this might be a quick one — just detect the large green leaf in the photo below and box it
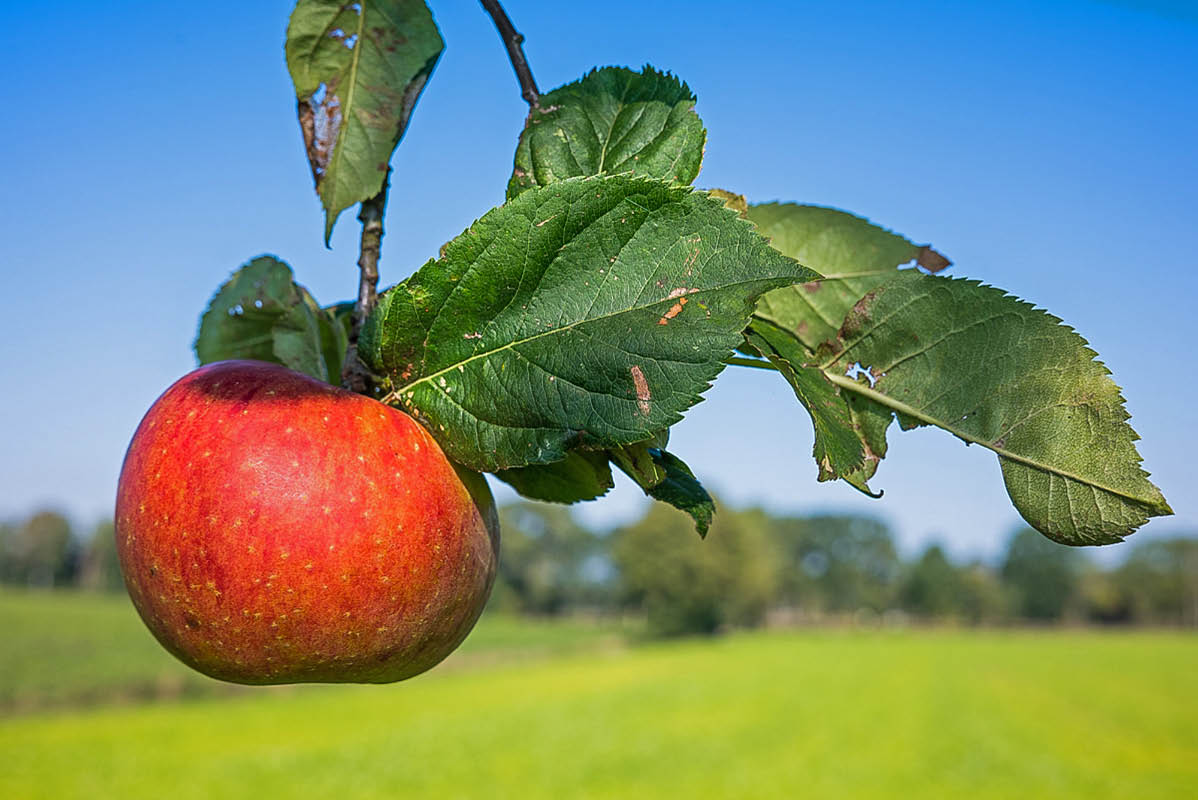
[360,175,815,472]
[286,0,443,243]
[758,272,1171,545]
[508,66,706,200]
[195,256,346,383]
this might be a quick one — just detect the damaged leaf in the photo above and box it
[195,256,347,383]
[359,175,814,472]
[743,324,883,496]
[286,0,443,243]
[508,66,706,199]
[746,202,946,493]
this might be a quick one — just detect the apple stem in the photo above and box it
[480,0,540,109]
[342,169,390,393]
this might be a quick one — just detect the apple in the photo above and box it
[114,359,499,684]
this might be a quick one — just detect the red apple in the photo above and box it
[114,360,499,684]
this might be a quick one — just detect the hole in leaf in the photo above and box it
[845,362,878,387]
[303,83,342,180]
[327,28,357,49]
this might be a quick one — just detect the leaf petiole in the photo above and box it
[726,356,780,371]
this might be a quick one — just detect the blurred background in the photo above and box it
[2,0,1196,797]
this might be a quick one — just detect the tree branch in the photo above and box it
[342,170,390,393]
[480,0,540,108]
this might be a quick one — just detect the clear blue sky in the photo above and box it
[2,0,1195,561]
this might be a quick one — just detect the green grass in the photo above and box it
[1,599,1194,799]
[0,589,625,711]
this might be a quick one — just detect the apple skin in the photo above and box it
[114,359,499,685]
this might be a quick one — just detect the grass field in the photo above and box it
[1,591,1195,799]
[0,589,625,712]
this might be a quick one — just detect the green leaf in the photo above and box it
[493,450,615,504]
[286,0,443,243]
[761,271,1171,545]
[743,327,874,489]
[360,175,815,472]
[608,432,670,488]
[610,439,714,536]
[508,66,706,200]
[195,256,342,383]
[494,429,712,535]
[641,450,714,537]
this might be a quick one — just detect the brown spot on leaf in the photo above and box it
[658,296,689,325]
[802,281,822,293]
[630,366,651,415]
[839,290,879,340]
[917,246,951,273]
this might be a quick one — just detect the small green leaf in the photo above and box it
[508,66,706,199]
[744,202,945,493]
[494,450,615,504]
[744,327,868,484]
[361,175,815,472]
[633,448,715,537]
[286,0,443,243]
[195,256,342,383]
[763,272,1171,545]
[608,432,671,489]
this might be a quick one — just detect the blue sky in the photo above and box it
[2,0,1195,561]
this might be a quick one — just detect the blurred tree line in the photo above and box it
[489,502,1198,636]
[3,505,1195,635]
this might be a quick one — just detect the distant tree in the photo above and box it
[900,545,1011,623]
[79,520,125,592]
[493,503,610,615]
[772,515,900,614]
[0,521,18,583]
[1114,537,1198,626]
[1001,527,1082,621]
[1078,566,1133,624]
[5,511,79,588]
[954,564,1012,624]
[613,503,777,636]
[900,544,964,619]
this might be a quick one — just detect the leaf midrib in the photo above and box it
[393,276,789,396]
[820,371,1158,508]
[323,1,368,200]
